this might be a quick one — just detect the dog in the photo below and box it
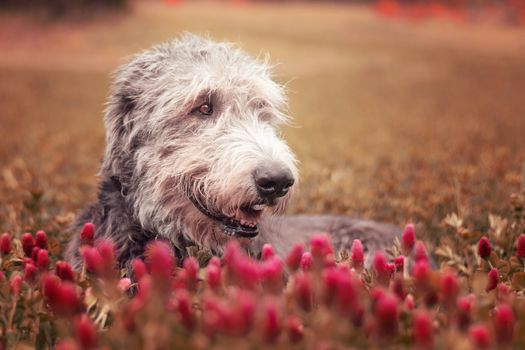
[65,34,400,271]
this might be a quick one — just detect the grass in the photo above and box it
[1,1,525,245]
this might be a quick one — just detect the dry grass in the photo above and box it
[1,1,525,248]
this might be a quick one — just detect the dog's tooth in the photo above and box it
[251,204,265,211]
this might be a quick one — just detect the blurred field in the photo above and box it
[1,1,525,246]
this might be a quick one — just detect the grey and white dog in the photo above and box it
[65,34,400,270]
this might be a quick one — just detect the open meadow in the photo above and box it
[1,1,525,348]
[1,2,525,242]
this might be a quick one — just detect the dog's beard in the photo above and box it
[186,190,269,238]
[179,176,290,240]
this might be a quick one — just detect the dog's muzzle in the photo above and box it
[187,193,260,238]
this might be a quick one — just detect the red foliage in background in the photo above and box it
[376,0,525,25]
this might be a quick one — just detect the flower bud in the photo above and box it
[285,243,303,271]
[42,275,84,317]
[335,268,357,313]
[42,274,59,301]
[224,241,260,289]
[74,315,98,349]
[516,234,525,259]
[97,240,116,273]
[35,230,48,249]
[493,304,515,345]
[486,268,499,292]
[413,241,429,263]
[260,256,284,292]
[351,239,364,269]
[322,267,340,306]
[36,249,49,269]
[22,257,33,268]
[80,223,95,247]
[80,247,104,275]
[402,223,416,254]
[440,269,459,308]
[478,236,491,260]
[286,315,303,343]
[122,298,141,333]
[0,233,12,255]
[457,294,475,331]
[300,252,312,271]
[412,260,430,289]
[21,232,34,257]
[136,275,152,304]
[373,251,391,285]
[206,263,221,291]
[374,293,398,338]
[31,246,40,263]
[310,234,333,261]
[412,310,433,348]
[375,293,398,338]
[10,273,22,297]
[262,301,281,344]
[183,256,199,292]
[391,275,406,300]
[144,241,175,282]
[24,262,36,281]
[208,256,221,268]
[175,289,195,331]
[371,287,386,305]
[469,324,491,350]
[261,244,275,261]
[56,261,75,282]
[202,292,245,337]
[132,258,148,281]
[293,273,313,311]
[236,290,256,336]
[393,256,404,273]
[404,294,415,310]
[201,294,224,336]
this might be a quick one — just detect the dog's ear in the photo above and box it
[101,60,147,179]
[114,86,137,120]
[105,48,169,140]
[105,66,143,137]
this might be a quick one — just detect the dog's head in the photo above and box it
[101,34,297,252]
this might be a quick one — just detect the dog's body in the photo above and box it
[65,35,400,270]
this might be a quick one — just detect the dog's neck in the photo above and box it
[105,175,200,263]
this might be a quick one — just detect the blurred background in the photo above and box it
[0,0,524,245]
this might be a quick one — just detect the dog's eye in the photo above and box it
[195,103,213,116]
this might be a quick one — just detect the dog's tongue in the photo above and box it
[220,218,259,238]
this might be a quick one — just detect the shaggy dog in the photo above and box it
[65,34,400,270]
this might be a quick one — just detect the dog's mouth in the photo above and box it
[188,194,267,238]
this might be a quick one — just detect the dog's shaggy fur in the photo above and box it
[65,34,400,270]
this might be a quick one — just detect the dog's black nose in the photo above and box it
[253,164,295,200]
